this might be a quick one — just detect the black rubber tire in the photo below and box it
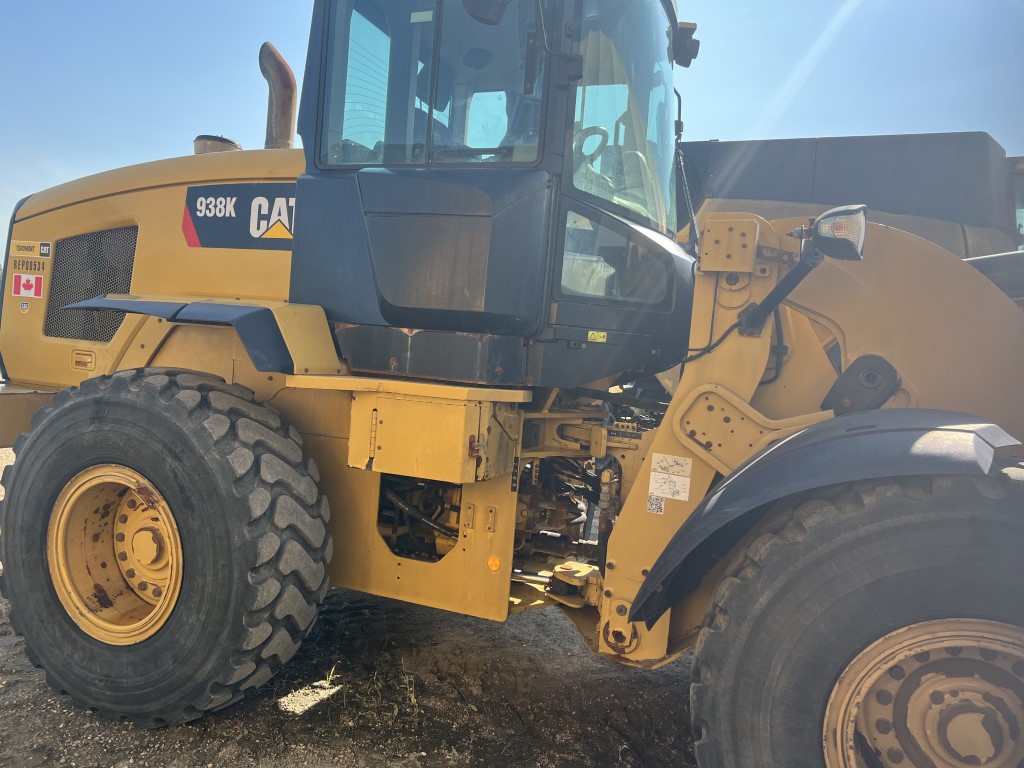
[690,470,1024,768]
[0,369,331,727]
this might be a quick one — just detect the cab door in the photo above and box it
[292,0,555,338]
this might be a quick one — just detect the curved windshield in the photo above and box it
[571,0,677,233]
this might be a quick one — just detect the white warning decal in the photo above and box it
[650,472,691,501]
[651,453,693,477]
[648,452,692,506]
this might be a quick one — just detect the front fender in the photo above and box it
[630,408,1020,627]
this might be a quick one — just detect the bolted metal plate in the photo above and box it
[699,218,759,273]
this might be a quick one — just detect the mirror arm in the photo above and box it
[739,241,823,335]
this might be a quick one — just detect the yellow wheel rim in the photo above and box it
[47,465,183,645]
[824,619,1024,767]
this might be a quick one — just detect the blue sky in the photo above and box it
[1,0,1021,230]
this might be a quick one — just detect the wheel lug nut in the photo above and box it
[886,747,905,764]
[138,581,149,591]
[115,533,125,542]
[119,514,129,524]
[127,499,137,510]
[126,569,136,579]
[152,587,162,598]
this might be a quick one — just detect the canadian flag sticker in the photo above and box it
[12,274,43,298]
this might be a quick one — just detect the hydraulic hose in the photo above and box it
[384,488,460,541]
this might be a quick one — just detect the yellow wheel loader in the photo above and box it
[2,1,1023,765]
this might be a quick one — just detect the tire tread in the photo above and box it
[690,471,1024,767]
[0,369,332,728]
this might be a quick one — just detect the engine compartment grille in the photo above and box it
[44,226,137,342]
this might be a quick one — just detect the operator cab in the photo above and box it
[293,0,697,387]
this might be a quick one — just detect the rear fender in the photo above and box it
[69,295,340,375]
[629,408,1021,626]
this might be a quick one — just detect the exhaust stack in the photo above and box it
[259,42,297,150]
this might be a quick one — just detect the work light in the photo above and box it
[812,204,867,261]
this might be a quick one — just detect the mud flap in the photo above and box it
[0,385,54,447]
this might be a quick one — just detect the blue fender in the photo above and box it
[629,408,1021,627]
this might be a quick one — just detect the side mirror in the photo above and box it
[811,204,867,261]
[673,23,700,68]
[463,0,509,25]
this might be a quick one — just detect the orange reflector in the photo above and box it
[487,555,501,572]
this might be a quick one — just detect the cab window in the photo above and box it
[560,210,670,305]
[322,1,437,165]
[321,0,546,166]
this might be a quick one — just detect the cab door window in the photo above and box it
[337,9,391,159]
[321,0,545,167]
[322,0,438,165]
[428,1,546,163]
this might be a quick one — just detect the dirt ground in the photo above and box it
[0,447,696,768]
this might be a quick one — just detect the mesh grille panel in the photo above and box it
[45,226,137,342]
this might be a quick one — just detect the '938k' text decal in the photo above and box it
[182,183,297,251]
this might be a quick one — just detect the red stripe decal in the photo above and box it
[181,206,201,248]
